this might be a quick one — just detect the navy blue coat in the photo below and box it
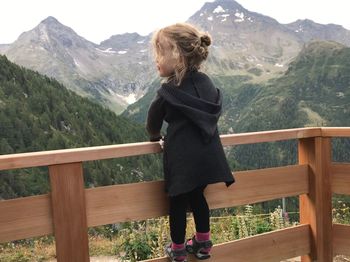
[146,70,234,196]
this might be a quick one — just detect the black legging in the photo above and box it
[169,186,209,244]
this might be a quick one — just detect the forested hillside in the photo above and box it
[224,41,350,169]
[0,55,161,199]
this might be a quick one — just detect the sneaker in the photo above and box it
[165,243,187,262]
[185,236,213,260]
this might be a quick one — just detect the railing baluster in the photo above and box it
[49,162,90,262]
[298,137,332,261]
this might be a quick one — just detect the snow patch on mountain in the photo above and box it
[74,58,80,67]
[117,93,136,104]
[96,47,116,54]
[213,5,225,13]
[234,12,245,22]
[109,89,137,104]
[295,26,304,33]
[220,14,230,22]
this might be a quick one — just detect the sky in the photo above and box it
[1,0,349,44]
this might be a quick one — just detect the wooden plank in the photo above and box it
[298,137,333,262]
[0,142,162,171]
[0,194,53,243]
[221,127,321,146]
[49,163,89,262]
[331,163,350,195]
[321,127,350,138]
[142,225,311,262]
[0,165,309,242]
[0,128,321,171]
[205,164,309,209]
[85,165,308,226]
[333,223,350,256]
[86,181,168,227]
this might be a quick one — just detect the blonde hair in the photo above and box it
[152,23,211,86]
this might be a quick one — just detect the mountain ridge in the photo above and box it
[2,16,155,113]
[2,0,350,114]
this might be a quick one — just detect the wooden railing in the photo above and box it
[0,127,350,262]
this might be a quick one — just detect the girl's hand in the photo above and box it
[159,138,164,150]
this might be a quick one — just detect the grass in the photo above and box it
[0,235,122,262]
[0,237,56,262]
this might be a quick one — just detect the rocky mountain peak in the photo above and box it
[189,0,281,34]
[40,16,60,25]
[206,0,245,10]
[192,0,248,22]
[290,19,346,32]
[100,32,148,50]
[23,16,97,50]
[285,19,350,46]
[36,16,75,37]
[14,16,74,46]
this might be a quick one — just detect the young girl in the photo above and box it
[146,23,235,262]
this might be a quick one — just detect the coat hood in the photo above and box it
[158,77,222,141]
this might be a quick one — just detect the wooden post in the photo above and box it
[298,137,332,261]
[49,162,90,262]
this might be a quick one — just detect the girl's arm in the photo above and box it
[146,94,166,141]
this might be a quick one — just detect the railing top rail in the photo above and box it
[322,127,350,137]
[0,127,349,171]
[221,127,321,146]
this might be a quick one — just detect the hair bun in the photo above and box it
[200,34,211,47]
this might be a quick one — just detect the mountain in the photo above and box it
[0,55,161,199]
[97,32,155,103]
[274,40,350,127]
[123,0,350,120]
[285,19,350,46]
[188,0,350,76]
[1,17,155,113]
[187,0,302,78]
[3,0,350,115]
[232,40,350,131]
[220,40,350,169]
